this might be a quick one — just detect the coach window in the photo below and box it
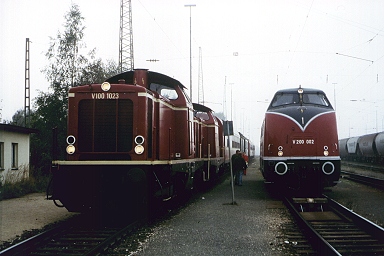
[12,143,18,169]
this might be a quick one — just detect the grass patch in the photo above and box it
[0,166,50,200]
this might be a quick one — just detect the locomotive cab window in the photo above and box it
[195,111,209,120]
[303,93,329,106]
[271,93,330,108]
[150,83,178,100]
[271,93,300,107]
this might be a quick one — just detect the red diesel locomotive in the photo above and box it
[50,69,253,214]
[260,87,340,192]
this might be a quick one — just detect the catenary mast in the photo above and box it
[119,0,134,72]
[25,38,31,127]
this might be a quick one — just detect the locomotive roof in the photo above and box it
[105,70,187,89]
[192,103,213,112]
[274,87,325,94]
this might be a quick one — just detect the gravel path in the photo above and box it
[120,162,293,255]
[0,193,76,244]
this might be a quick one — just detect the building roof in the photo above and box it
[0,123,38,134]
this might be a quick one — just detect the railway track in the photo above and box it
[284,196,384,255]
[342,161,384,172]
[0,215,140,256]
[341,170,384,190]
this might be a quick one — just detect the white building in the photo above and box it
[0,124,38,185]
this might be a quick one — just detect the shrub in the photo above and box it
[0,166,50,200]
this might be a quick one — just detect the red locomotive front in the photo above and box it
[260,87,340,192]
[51,69,196,213]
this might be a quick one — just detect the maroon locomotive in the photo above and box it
[260,87,340,192]
[50,69,252,214]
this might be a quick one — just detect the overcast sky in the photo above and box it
[1,0,384,144]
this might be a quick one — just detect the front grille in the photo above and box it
[78,99,133,153]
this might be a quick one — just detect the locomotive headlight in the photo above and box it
[134,145,145,154]
[66,145,76,154]
[101,82,111,91]
[278,146,283,156]
[323,145,329,156]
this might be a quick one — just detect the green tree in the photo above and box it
[11,109,25,126]
[31,3,119,176]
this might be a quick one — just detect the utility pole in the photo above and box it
[185,4,195,101]
[198,47,204,104]
[223,76,227,118]
[119,0,134,72]
[25,38,31,128]
[0,99,3,123]
[332,83,337,110]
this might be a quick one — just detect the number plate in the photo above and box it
[292,139,315,145]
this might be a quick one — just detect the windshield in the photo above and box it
[271,93,330,107]
[150,83,178,100]
[195,111,210,120]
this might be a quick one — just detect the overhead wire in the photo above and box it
[136,0,186,60]
[285,0,315,75]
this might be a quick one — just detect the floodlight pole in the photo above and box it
[333,83,337,110]
[185,4,196,101]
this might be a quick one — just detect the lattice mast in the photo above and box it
[24,38,31,127]
[198,47,204,105]
[119,0,134,72]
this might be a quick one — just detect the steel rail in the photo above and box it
[0,226,66,256]
[341,170,384,190]
[283,197,341,256]
[342,161,384,172]
[284,196,384,255]
[0,217,139,256]
[324,195,384,242]
[0,215,82,256]
[84,221,139,256]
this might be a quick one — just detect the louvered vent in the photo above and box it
[78,99,133,153]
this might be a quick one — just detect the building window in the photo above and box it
[0,142,4,170]
[12,143,18,169]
